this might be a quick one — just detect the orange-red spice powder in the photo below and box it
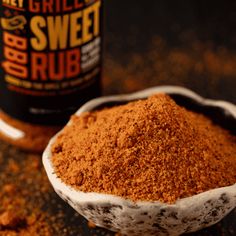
[51,94,236,203]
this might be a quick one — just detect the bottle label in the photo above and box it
[0,0,102,125]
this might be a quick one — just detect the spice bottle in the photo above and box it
[0,0,103,152]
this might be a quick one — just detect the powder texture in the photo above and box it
[0,145,80,236]
[51,94,236,203]
[0,153,53,236]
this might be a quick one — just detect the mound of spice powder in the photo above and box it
[51,94,236,203]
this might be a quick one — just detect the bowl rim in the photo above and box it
[42,85,236,207]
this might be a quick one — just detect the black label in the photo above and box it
[0,0,102,125]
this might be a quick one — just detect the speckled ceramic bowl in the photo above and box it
[43,86,236,236]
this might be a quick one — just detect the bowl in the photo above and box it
[43,86,236,236]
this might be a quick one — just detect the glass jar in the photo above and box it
[0,0,103,152]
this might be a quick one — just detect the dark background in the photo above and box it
[103,0,236,103]
[105,0,236,51]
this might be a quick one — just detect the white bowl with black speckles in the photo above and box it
[43,86,236,236]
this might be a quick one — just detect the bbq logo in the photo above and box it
[1,0,102,96]
[1,15,27,30]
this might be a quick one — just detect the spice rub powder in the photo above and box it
[51,94,236,203]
